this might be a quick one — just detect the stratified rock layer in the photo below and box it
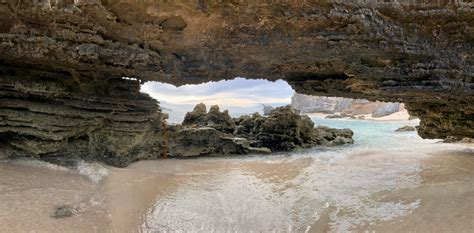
[0,0,473,164]
[0,65,167,167]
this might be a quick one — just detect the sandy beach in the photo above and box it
[306,109,416,123]
[1,118,472,232]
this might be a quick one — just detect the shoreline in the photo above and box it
[1,118,473,232]
[306,110,417,123]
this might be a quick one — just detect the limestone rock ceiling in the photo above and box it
[0,0,473,140]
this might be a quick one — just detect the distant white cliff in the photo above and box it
[290,94,404,118]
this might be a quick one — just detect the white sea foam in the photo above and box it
[11,158,69,171]
[140,118,452,232]
[461,147,474,153]
[76,161,109,183]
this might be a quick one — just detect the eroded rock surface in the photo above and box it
[0,66,168,167]
[179,104,354,157]
[183,104,236,134]
[0,0,472,164]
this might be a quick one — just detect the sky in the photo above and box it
[140,78,295,123]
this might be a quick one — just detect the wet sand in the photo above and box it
[1,132,473,232]
[138,144,473,232]
[103,159,236,232]
[357,150,474,233]
[0,160,111,233]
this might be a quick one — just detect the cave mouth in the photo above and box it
[140,77,414,124]
[140,77,295,123]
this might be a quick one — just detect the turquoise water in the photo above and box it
[141,118,459,232]
[3,117,470,232]
[311,117,425,150]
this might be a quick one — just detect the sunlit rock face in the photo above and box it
[0,0,472,164]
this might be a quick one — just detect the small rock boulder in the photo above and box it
[395,126,416,132]
[313,126,354,146]
[443,136,474,143]
[325,114,343,119]
[51,205,76,219]
[325,113,352,119]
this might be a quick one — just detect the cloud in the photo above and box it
[141,78,294,108]
[140,78,295,123]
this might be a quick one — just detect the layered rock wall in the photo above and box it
[0,65,166,166]
[0,0,472,163]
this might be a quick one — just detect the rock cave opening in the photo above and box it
[140,78,295,123]
[1,1,473,231]
[140,77,415,125]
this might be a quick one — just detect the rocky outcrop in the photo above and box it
[178,104,354,156]
[183,104,236,133]
[395,126,416,132]
[0,0,472,164]
[442,136,474,144]
[325,113,352,119]
[0,66,167,167]
[313,126,355,147]
[156,125,270,158]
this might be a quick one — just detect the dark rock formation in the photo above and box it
[150,104,354,159]
[395,126,417,132]
[183,104,236,133]
[443,136,474,144]
[51,205,76,219]
[0,1,472,164]
[157,125,270,158]
[180,104,354,156]
[313,126,354,147]
[325,113,353,119]
[0,66,167,167]
[255,106,320,151]
[182,103,208,127]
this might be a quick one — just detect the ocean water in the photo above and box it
[139,118,439,232]
[312,117,423,149]
[0,118,473,232]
